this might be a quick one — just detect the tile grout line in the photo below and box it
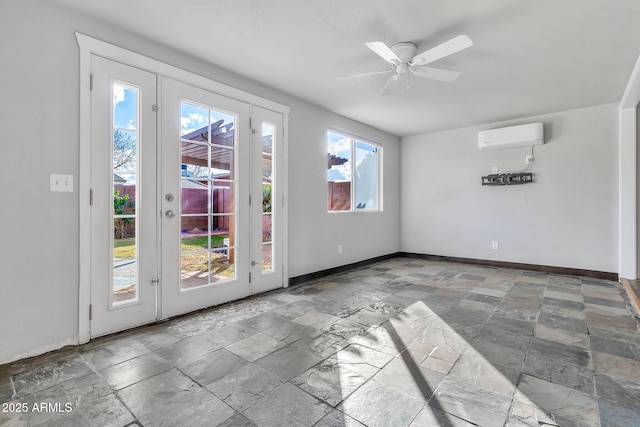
[4,258,638,426]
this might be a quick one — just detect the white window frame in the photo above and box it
[327,128,382,213]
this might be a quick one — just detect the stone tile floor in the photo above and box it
[1,257,640,426]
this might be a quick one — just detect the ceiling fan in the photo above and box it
[339,35,473,95]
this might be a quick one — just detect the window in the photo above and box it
[327,130,381,212]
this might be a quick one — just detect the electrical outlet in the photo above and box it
[338,245,343,255]
[492,166,498,174]
[492,241,499,250]
[525,155,533,165]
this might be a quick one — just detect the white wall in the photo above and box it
[289,111,401,276]
[637,106,640,277]
[0,0,400,364]
[401,104,619,273]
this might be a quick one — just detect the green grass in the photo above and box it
[180,235,227,251]
[114,237,135,258]
[113,235,228,259]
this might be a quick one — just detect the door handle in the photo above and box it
[165,210,176,219]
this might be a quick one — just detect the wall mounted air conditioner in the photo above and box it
[478,122,544,151]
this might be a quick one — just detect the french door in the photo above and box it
[89,58,284,337]
[160,78,252,318]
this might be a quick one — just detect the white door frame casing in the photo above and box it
[618,108,637,280]
[619,52,640,280]
[77,33,290,344]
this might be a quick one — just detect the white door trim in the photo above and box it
[77,33,289,344]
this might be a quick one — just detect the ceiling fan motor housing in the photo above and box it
[390,42,418,64]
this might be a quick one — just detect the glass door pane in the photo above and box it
[261,122,274,273]
[112,82,139,305]
[179,102,237,290]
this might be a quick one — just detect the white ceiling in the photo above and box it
[50,0,640,137]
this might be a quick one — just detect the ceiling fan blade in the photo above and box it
[365,42,401,65]
[381,73,400,96]
[410,67,461,82]
[336,68,394,80]
[411,35,473,66]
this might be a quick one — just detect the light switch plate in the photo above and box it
[50,174,73,192]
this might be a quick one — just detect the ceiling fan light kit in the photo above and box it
[342,35,473,95]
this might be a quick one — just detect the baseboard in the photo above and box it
[288,253,399,286]
[400,252,619,281]
[288,251,618,286]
